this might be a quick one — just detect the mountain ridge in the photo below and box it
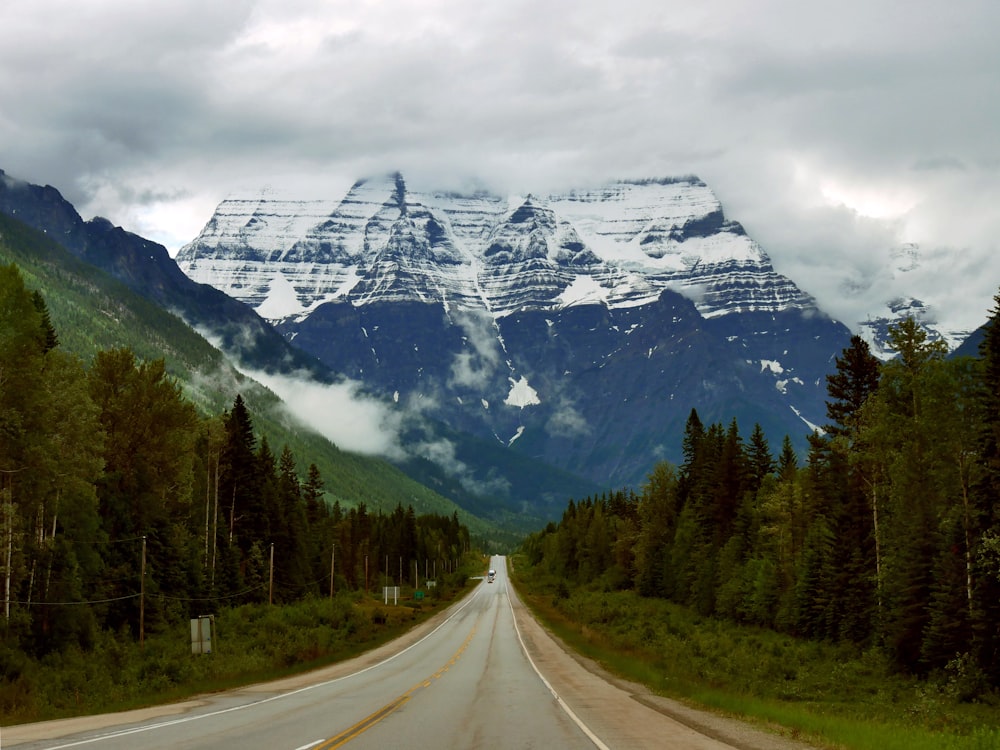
[0,168,602,529]
[177,173,816,323]
[177,173,853,486]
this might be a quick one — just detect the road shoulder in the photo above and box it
[505,581,820,750]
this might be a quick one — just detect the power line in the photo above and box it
[153,583,268,602]
[31,534,146,546]
[9,592,140,606]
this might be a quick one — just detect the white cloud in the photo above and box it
[546,400,590,438]
[448,309,503,390]
[1,0,998,333]
[248,369,407,459]
[409,436,512,498]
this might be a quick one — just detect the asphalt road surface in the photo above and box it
[3,557,816,749]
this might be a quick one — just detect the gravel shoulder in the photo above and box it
[506,582,823,750]
[4,579,824,749]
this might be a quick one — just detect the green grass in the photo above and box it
[1,570,478,725]
[511,561,1000,750]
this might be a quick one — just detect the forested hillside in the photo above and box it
[0,210,513,533]
[522,309,1000,686]
[0,261,478,663]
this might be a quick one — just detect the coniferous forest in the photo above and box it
[0,263,472,659]
[521,298,1000,689]
[6,246,1000,734]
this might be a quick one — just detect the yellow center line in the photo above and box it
[317,625,477,749]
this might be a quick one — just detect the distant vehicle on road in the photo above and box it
[488,569,496,583]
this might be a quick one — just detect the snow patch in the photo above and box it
[556,276,609,308]
[256,272,304,320]
[504,376,540,408]
[791,405,824,434]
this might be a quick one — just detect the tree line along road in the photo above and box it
[3,557,816,750]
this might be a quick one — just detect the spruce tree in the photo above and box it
[747,423,775,494]
[973,290,1000,682]
[220,394,258,556]
[825,334,880,439]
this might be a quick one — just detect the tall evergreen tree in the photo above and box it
[778,435,798,478]
[0,269,103,647]
[219,395,258,556]
[87,347,199,634]
[825,334,880,439]
[870,318,948,672]
[30,290,58,353]
[973,290,1000,681]
[747,423,774,494]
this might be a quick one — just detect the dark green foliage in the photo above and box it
[825,334,880,438]
[0,265,478,686]
[0,221,498,541]
[520,297,1000,692]
[973,291,1000,683]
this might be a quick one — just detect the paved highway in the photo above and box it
[4,557,813,749]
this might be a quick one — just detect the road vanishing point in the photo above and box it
[3,557,815,750]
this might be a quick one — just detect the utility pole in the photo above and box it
[140,536,146,649]
[330,544,337,599]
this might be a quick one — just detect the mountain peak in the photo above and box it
[177,173,816,324]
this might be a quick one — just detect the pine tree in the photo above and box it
[869,318,948,672]
[825,334,880,439]
[747,423,774,494]
[778,435,798,478]
[220,394,258,555]
[0,268,103,647]
[30,290,58,352]
[87,348,199,633]
[973,290,1000,682]
[823,334,883,642]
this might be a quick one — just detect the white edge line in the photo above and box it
[42,585,487,749]
[504,582,611,750]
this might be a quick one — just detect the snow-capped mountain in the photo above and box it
[178,174,852,488]
[847,243,962,360]
[178,175,816,322]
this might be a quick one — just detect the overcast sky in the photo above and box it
[2,0,998,336]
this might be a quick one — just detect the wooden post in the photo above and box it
[140,536,146,648]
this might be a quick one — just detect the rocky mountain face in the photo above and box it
[0,168,328,379]
[0,168,604,525]
[178,174,853,488]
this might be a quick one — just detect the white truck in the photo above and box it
[488,569,496,583]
